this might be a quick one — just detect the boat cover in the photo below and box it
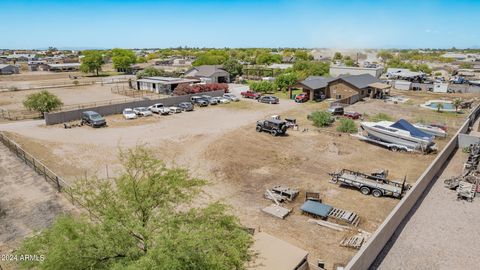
[391,119,433,139]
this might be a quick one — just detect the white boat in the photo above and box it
[361,119,436,152]
[413,123,447,138]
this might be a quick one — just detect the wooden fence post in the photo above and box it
[56,176,61,192]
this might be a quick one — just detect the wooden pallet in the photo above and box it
[328,207,360,227]
[340,234,366,249]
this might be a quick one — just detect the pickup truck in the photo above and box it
[148,103,171,115]
[240,90,262,99]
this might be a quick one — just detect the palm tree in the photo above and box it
[437,102,444,113]
[453,98,462,112]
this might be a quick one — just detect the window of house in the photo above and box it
[336,94,342,99]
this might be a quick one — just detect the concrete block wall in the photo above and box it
[44,90,225,125]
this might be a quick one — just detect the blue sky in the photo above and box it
[1,0,479,49]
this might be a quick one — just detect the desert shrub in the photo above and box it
[72,80,79,86]
[337,118,357,133]
[309,111,333,127]
[370,113,393,122]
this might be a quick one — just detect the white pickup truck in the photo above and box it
[148,103,171,115]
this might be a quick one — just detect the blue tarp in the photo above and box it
[300,200,333,218]
[391,119,433,139]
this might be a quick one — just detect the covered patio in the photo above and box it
[368,82,392,99]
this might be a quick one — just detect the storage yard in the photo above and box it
[1,83,476,267]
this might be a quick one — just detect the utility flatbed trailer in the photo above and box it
[351,134,413,152]
[329,169,411,199]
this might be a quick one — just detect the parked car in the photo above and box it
[327,106,344,115]
[178,102,194,111]
[169,106,182,113]
[258,96,279,104]
[241,90,262,99]
[191,96,209,107]
[201,95,218,105]
[343,111,362,120]
[294,93,309,103]
[213,96,230,104]
[223,93,240,102]
[256,119,287,136]
[148,103,171,115]
[122,108,137,120]
[81,111,107,128]
[133,107,153,117]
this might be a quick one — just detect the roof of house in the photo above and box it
[137,76,200,85]
[185,65,229,77]
[247,232,308,270]
[339,73,380,89]
[0,64,15,69]
[298,76,335,90]
[298,73,379,90]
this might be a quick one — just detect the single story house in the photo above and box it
[247,232,309,270]
[330,65,384,78]
[293,73,390,104]
[47,63,81,72]
[136,76,200,94]
[0,64,20,75]
[184,65,230,83]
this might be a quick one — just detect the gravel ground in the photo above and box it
[373,148,480,270]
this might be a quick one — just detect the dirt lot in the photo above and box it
[0,85,475,268]
[0,143,74,257]
[0,83,147,112]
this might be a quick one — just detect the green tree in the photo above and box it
[336,118,357,133]
[436,102,444,112]
[136,67,164,79]
[453,98,462,112]
[80,50,104,76]
[293,61,329,79]
[344,58,355,67]
[23,90,63,115]
[193,50,229,66]
[17,147,252,270]
[111,48,137,71]
[274,73,298,92]
[222,58,243,79]
[377,50,394,63]
[333,52,343,61]
[255,52,282,65]
[294,50,311,61]
[250,80,275,93]
[136,56,147,63]
[309,111,333,127]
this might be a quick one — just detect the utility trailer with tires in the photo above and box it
[351,134,412,152]
[329,169,411,199]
